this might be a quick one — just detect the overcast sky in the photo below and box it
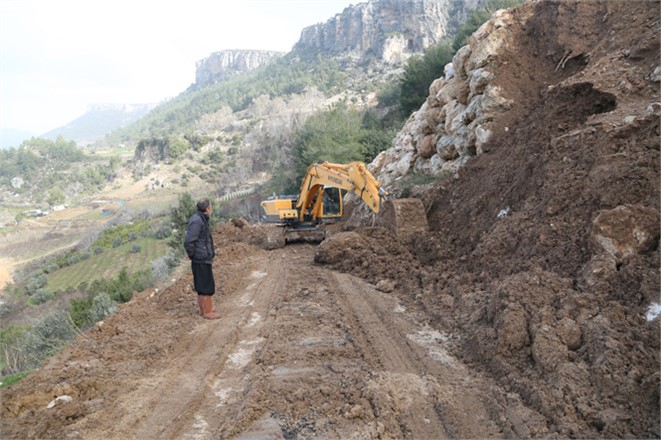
[0,0,356,135]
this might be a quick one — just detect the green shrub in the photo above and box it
[26,273,48,295]
[29,289,54,305]
[43,262,59,274]
[1,311,78,374]
[0,326,30,375]
[69,295,94,329]
[1,370,31,388]
[168,138,190,159]
[89,293,118,323]
[400,41,454,115]
[32,311,77,347]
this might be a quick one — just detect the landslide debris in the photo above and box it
[320,1,660,438]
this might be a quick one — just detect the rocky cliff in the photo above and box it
[372,6,519,186]
[372,0,660,189]
[195,50,284,87]
[294,0,475,63]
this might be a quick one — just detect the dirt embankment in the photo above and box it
[323,1,660,437]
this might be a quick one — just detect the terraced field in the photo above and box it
[47,238,168,291]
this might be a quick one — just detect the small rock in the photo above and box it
[646,102,661,116]
[375,279,396,293]
[47,395,73,409]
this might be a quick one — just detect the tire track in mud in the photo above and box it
[331,271,503,439]
[68,244,504,439]
[71,250,286,440]
[207,245,504,439]
[190,253,288,440]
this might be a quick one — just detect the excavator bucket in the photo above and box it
[380,198,429,239]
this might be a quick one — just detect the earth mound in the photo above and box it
[317,1,660,437]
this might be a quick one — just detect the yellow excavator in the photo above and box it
[261,161,427,242]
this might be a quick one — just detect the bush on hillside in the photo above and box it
[25,274,48,296]
[29,289,54,305]
[399,41,454,115]
[1,311,79,374]
[168,192,197,258]
[288,105,397,190]
[89,293,118,323]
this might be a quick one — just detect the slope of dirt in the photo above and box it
[324,1,660,438]
[1,2,659,439]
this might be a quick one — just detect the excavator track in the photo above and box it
[284,223,327,244]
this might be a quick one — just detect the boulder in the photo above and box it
[418,134,437,159]
[469,68,495,96]
[436,135,459,161]
[589,205,660,262]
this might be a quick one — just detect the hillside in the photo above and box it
[42,104,155,146]
[1,1,659,439]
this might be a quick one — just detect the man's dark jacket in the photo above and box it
[183,212,215,264]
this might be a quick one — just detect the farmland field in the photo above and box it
[47,238,169,291]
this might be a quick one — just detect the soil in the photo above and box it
[1,1,659,439]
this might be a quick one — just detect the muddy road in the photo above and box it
[2,237,521,439]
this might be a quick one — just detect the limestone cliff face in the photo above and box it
[195,50,283,87]
[294,0,453,63]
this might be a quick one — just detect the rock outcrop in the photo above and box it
[294,0,471,63]
[372,7,523,186]
[195,50,284,87]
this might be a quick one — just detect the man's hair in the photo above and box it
[196,198,210,212]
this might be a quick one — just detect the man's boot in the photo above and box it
[202,295,221,320]
[196,295,205,316]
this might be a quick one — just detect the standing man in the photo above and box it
[184,198,221,319]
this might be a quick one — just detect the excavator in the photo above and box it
[260,161,427,243]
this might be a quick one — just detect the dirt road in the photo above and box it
[1,234,529,439]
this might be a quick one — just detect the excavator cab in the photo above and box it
[320,187,343,219]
